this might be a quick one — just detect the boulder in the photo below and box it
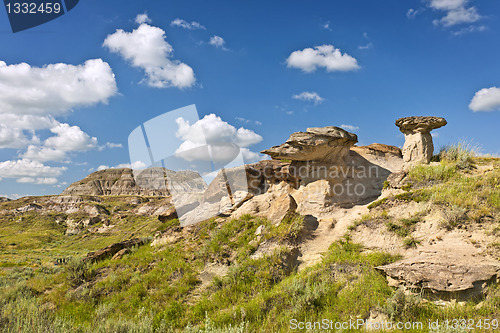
[157,206,178,222]
[377,257,500,301]
[395,116,447,164]
[386,170,409,189]
[111,248,131,260]
[232,185,297,225]
[0,197,11,203]
[261,126,358,163]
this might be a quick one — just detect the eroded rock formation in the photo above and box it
[261,126,358,163]
[377,256,500,301]
[395,116,447,165]
[62,168,205,196]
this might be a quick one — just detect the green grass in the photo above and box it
[408,163,457,185]
[2,154,500,332]
[368,197,387,210]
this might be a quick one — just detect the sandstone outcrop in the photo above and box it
[377,256,500,301]
[256,127,404,214]
[395,116,447,165]
[261,126,358,163]
[231,184,297,225]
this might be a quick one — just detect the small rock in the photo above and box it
[111,248,130,260]
[387,170,408,189]
[255,225,265,236]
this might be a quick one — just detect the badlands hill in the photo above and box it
[0,117,499,332]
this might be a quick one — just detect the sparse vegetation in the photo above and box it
[367,197,387,209]
[440,205,468,230]
[1,152,500,332]
[439,141,478,170]
[403,236,420,249]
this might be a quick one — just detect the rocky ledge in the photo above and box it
[261,126,358,163]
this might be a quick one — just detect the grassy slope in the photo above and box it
[1,152,500,332]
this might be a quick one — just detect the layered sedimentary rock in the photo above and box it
[395,116,447,165]
[261,126,358,163]
[62,168,205,196]
[377,256,500,301]
[228,127,404,216]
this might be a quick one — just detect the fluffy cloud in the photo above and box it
[469,87,500,112]
[96,161,147,171]
[21,146,67,162]
[104,16,196,88]
[292,91,324,104]
[340,124,360,131]
[175,114,263,162]
[428,0,482,27]
[0,59,117,116]
[45,123,98,151]
[0,159,66,179]
[21,123,98,162]
[286,45,360,73]
[209,35,227,50]
[0,58,118,184]
[170,18,206,30]
[135,13,151,25]
[0,125,33,149]
[429,0,467,10]
[0,114,57,130]
[17,177,58,185]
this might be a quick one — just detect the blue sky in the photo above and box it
[1,0,500,198]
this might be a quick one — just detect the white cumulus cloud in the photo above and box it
[96,161,147,171]
[16,177,58,185]
[469,87,500,112]
[209,35,227,50]
[21,123,98,162]
[427,0,483,27]
[0,58,118,183]
[135,13,151,24]
[0,59,117,116]
[0,159,66,179]
[175,114,263,162]
[0,125,33,149]
[103,16,196,89]
[292,91,325,104]
[286,45,360,73]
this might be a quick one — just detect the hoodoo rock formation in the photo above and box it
[204,126,403,220]
[261,126,358,163]
[395,116,447,165]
